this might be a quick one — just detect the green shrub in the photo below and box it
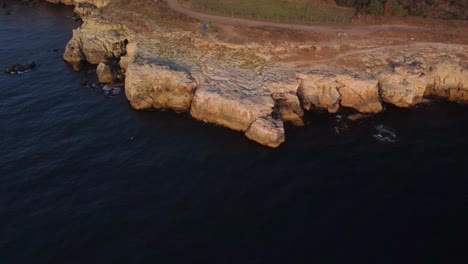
[387,0,407,16]
[366,0,384,15]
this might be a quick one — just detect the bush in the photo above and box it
[335,0,357,6]
[387,0,407,16]
[366,0,384,15]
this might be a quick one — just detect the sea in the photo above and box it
[1,1,467,263]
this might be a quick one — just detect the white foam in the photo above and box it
[372,125,398,143]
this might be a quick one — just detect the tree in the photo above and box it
[366,0,384,15]
[335,0,357,6]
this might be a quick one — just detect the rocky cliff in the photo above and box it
[58,0,468,148]
[63,16,130,71]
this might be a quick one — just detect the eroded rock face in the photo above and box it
[190,85,275,132]
[297,73,341,113]
[425,62,468,103]
[125,61,197,112]
[263,77,304,126]
[377,60,428,107]
[297,73,382,113]
[119,42,138,71]
[336,75,382,113]
[245,116,285,148]
[74,2,98,17]
[63,17,130,70]
[272,92,305,126]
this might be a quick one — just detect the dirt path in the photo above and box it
[165,0,466,37]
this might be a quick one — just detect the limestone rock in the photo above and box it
[297,73,341,113]
[125,62,197,112]
[74,2,97,17]
[119,42,138,71]
[63,17,130,70]
[425,62,468,103]
[378,60,427,107]
[297,73,382,113]
[245,116,285,148]
[336,75,382,113]
[347,113,364,121]
[190,85,275,132]
[273,92,305,126]
[96,62,113,83]
[264,78,304,126]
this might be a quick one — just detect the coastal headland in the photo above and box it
[45,0,467,147]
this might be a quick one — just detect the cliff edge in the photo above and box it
[57,0,468,147]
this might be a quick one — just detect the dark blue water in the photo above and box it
[1,2,467,263]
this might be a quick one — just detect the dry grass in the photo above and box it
[191,0,355,24]
[102,0,198,34]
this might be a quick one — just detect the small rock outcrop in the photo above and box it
[119,42,138,71]
[125,61,197,112]
[297,73,341,113]
[377,59,427,107]
[74,2,98,17]
[336,75,382,113]
[4,61,35,74]
[263,77,304,126]
[63,17,130,71]
[96,62,113,83]
[297,73,382,113]
[190,85,275,132]
[245,116,285,148]
[424,62,468,103]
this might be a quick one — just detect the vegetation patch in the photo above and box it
[191,0,355,23]
[336,0,467,19]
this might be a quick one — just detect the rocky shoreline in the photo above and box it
[48,0,467,148]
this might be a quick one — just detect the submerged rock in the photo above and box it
[5,64,23,73]
[347,113,364,121]
[372,125,398,143]
[102,84,113,91]
[333,118,349,135]
[4,60,35,74]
